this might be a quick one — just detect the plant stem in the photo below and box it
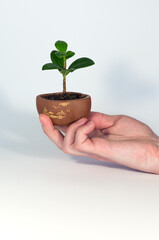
[64,56,66,69]
[63,75,66,94]
[63,56,66,94]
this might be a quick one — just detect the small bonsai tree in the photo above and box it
[42,40,95,95]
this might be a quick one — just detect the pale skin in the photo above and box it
[39,112,159,174]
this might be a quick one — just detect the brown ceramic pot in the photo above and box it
[36,92,91,126]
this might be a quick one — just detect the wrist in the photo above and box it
[153,136,159,174]
[157,136,159,158]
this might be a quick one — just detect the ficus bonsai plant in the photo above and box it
[36,40,95,126]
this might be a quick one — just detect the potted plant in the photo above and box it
[36,40,95,125]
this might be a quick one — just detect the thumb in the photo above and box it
[88,112,118,129]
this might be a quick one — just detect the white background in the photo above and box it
[1,0,159,239]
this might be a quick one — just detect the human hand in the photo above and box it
[39,112,159,174]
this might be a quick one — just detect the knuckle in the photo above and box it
[62,146,70,154]
[74,142,81,151]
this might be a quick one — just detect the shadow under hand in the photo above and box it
[71,156,142,173]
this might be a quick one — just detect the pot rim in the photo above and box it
[36,92,91,101]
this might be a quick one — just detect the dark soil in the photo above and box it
[44,93,85,100]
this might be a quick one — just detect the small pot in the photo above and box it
[36,92,91,126]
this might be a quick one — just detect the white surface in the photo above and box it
[1,0,159,239]
[1,143,159,240]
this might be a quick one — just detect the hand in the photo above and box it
[39,112,159,174]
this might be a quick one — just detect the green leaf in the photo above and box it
[50,50,64,68]
[65,51,75,59]
[60,68,74,76]
[42,63,63,71]
[55,51,66,58]
[54,50,75,59]
[68,57,95,71]
[55,40,68,53]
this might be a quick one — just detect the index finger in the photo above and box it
[39,114,64,149]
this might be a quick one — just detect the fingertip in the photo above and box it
[39,114,44,125]
[82,120,95,133]
[69,117,88,127]
[39,113,48,121]
[87,120,95,127]
[39,114,53,127]
[77,117,88,124]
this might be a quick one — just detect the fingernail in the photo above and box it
[77,118,86,124]
[39,115,43,125]
[87,121,94,126]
